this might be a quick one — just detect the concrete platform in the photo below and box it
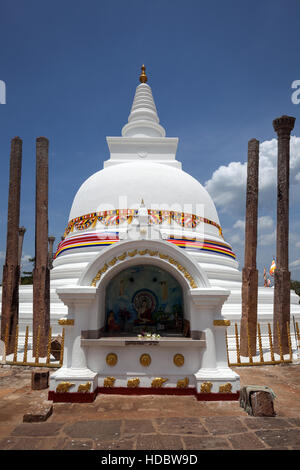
[0,363,300,450]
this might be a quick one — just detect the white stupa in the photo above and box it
[1,66,300,400]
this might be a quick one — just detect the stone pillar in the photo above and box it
[1,137,22,354]
[33,137,50,357]
[48,236,55,269]
[240,139,259,356]
[18,226,26,265]
[18,227,26,285]
[273,116,295,355]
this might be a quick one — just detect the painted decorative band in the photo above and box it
[62,209,223,239]
[54,233,236,260]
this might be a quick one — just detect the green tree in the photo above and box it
[291,280,300,303]
[20,257,35,285]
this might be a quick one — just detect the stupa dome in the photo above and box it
[69,160,220,233]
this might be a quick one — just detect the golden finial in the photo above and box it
[139,64,147,83]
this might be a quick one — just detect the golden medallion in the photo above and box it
[106,353,118,366]
[173,353,184,367]
[140,353,151,367]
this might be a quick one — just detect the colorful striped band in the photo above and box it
[167,237,236,259]
[54,233,235,260]
[63,209,223,238]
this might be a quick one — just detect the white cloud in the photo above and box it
[204,136,300,279]
[204,136,300,216]
[290,258,300,268]
[20,254,34,273]
[204,161,247,211]
[258,215,273,231]
[21,254,32,264]
[228,233,244,246]
[233,215,273,232]
[258,230,276,246]
[233,219,245,230]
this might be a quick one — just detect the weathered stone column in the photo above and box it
[18,227,26,285]
[48,236,55,269]
[240,139,259,356]
[1,137,22,354]
[33,137,50,357]
[18,226,26,265]
[273,115,295,355]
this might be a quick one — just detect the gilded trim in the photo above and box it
[91,250,198,289]
[58,318,74,326]
[213,319,231,327]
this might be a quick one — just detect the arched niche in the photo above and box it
[104,264,184,336]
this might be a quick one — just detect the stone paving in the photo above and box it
[0,363,300,450]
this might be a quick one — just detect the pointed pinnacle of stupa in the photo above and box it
[121,65,166,138]
[139,65,147,83]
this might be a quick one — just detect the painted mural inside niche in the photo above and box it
[105,264,184,335]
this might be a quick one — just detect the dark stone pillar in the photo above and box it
[48,236,55,269]
[18,226,26,285]
[33,137,50,357]
[1,137,22,354]
[240,139,259,356]
[273,116,295,355]
[18,226,26,265]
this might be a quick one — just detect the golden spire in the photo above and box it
[139,64,147,83]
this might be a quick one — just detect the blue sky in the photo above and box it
[0,0,300,283]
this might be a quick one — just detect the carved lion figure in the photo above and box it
[127,378,140,388]
[151,378,168,388]
[177,377,189,388]
[56,382,75,393]
[103,377,116,387]
[77,382,92,393]
[200,382,213,393]
[219,383,232,393]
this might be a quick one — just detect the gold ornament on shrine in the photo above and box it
[200,382,213,393]
[58,318,74,326]
[219,383,232,393]
[140,353,151,367]
[213,319,230,327]
[127,377,140,388]
[106,353,118,366]
[177,377,189,388]
[173,353,184,367]
[103,377,116,387]
[77,382,91,393]
[151,377,168,388]
[56,382,74,393]
[139,64,147,83]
